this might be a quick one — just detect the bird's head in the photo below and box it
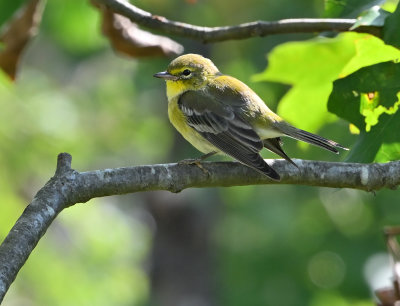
[154,54,220,97]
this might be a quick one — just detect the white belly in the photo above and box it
[255,126,284,139]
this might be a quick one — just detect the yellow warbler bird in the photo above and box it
[154,54,348,181]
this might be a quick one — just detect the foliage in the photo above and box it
[254,32,400,133]
[324,0,383,18]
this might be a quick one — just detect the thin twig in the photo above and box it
[94,0,382,42]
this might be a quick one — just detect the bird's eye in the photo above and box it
[182,69,191,76]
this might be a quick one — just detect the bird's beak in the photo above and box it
[153,71,178,81]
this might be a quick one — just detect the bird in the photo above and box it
[154,54,348,181]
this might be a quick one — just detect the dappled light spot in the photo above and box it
[308,251,346,289]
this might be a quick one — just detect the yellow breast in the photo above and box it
[167,94,218,154]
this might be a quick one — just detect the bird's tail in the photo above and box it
[263,138,298,168]
[279,124,348,154]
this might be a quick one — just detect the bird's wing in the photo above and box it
[178,89,280,180]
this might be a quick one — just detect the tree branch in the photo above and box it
[94,0,382,43]
[0,152,399,302]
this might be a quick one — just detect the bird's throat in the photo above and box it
[166,80,187,101]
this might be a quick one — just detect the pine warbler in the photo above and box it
[154,54,347,180]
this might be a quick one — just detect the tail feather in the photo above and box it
[279,125,348,154]
[263,138,298,168]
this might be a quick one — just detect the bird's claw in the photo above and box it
[178,158,210,175]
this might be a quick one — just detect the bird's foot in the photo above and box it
[178,158,210,175]
[177,152,216,175]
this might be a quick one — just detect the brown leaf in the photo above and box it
[92,1,184,58]
[0,0,45,80]
[375,287,399,305]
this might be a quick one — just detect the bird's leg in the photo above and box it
[178,151,217,174]
[198,151,217,161]
[179,151,217,164]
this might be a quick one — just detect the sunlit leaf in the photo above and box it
[328,62,400,162]
[381,0,399,13]
[254,33,400,132]
[328,62,400,128]
[340,34,400,77]
[349,123,360,134]
[360,92,400,132]
[324,0,383,18]
[349,6,390,29]
[375,142,400,162]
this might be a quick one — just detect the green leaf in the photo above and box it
[324,0,382,18]
[328,62,400,129]
[275,83,336,133]
[360,92,400,132]
[254,33,400,132]
[340,34,400,76]
[350,6,390,30]
[328,62,400,162]
[381,1,399,13]
[376,142,400,162]
[345,110,400,163]
[384,2,400,48]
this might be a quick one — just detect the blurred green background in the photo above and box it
[1,0,400,305]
